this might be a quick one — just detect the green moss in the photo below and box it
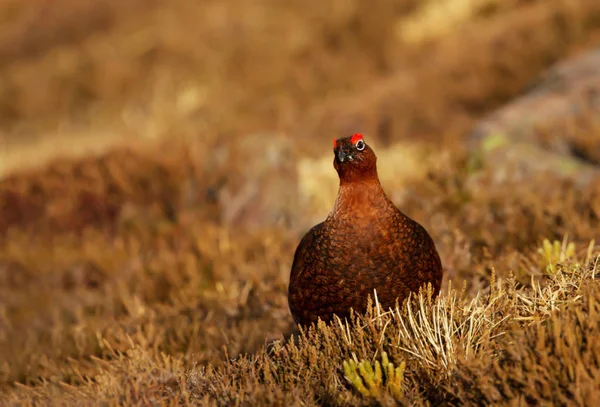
[481,132,510,152]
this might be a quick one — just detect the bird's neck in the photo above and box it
[330,178,394,220]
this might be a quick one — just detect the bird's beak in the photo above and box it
[337,149,351,163]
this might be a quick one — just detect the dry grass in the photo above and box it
[4,244,597,405]
[1,0,600,405]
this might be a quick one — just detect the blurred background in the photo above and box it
[0,0,599,401]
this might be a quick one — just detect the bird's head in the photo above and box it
[332,133,378,183]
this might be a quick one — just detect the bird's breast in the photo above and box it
[324,216,399,255]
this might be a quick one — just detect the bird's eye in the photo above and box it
[355,140,365,151]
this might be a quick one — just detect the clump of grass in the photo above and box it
[448,281,600,405]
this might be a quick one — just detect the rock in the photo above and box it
[469,47,600,149]
[213,132,300,231]
[467,46,600,183]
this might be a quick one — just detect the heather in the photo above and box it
[1,0,600,405]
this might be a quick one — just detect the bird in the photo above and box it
[288,133,443,326]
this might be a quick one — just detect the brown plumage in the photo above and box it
[288,134,443,326]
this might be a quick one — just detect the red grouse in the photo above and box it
[288,134,443,326]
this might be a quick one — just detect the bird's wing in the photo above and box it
[290,222,323,279]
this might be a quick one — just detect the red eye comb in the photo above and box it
[351,133,364,144]
[333,138,337,149]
